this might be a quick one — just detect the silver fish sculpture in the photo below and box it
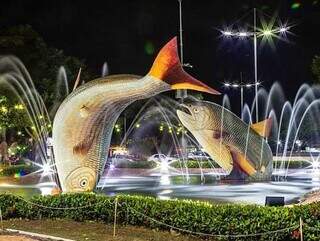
[52,37,220,192]
[177,101,273,180]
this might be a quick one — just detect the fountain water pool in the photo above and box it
[1,55,320,205]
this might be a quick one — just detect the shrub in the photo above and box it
[114,161,157,169]
[1,193,320,240]
[170,160,219,168]
[273,161,310,169]
[0,164,37,176]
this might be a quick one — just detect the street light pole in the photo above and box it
[253,8,259,122]
[221,9,292,121]
[240,72,244,115]
[176,0,187,100]
[178,0,184,65]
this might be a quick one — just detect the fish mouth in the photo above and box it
[177,104,194,121]
[177,104,196,130]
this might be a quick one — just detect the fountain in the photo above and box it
[1,39,320,204]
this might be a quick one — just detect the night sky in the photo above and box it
[1,0,320,105]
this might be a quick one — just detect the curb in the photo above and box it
[5,228,75,241]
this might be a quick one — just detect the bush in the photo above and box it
[114,160,219,169]
[273,161,310,169]
[0,164,37,176]
[1,193,320,240]
[114,161,157,169]
[170,160,219,168]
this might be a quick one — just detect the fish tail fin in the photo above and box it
[250,117,272,138]
[231,151,257,176]
[147,37,220,95]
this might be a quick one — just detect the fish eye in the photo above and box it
[79,178,88,188]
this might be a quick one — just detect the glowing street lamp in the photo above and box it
[279,27,289,33]
[220,9,291,121]
[239,32,249,37]
[262,29,272,36]
[223,31,233,36]
[223,78,258,115]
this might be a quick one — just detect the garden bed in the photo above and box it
[1,193,320,240]
[2,219,197,241]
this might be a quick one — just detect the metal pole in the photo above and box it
[240,86,244,116]
[113,197,118,237]
[253,8,259,122]
[240,72,244,116]
[0,208,3,231]
[177,0,187,99]
[178,0,183,65]
[299,217,303,241]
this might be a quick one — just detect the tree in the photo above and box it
[0,25,98,143]
[0,96,31,140]
[0,25,96,108]
[311,55,320,83]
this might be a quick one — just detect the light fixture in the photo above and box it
[262,29,272,36]
[279,27,288,33]
[224,83,231,87]
[222,31,233,36]
[232,84,239,88]
[246,84,252,88]
[239,32,248,37]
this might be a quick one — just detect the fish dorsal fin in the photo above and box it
[73,68,82,91]
[250,118,272,138]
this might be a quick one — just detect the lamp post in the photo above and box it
[223,80,259,115]
[253,8,258,122]
[220,8,291,122]
[176,0,193,100]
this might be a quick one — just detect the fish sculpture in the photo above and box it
[52,37,220,192]
[177,101,273,180]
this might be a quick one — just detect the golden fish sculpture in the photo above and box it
[177,101,273,180]
[52,37,220,192]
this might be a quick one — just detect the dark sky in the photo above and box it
[1,0,320,104]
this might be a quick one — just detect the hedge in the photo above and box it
[170,160,220,168]
[114,160,219,169]
[114,161,157,169]
[0,164,37,176]
[0,193,320,240]
[273,161,310,169]
[113,160,309,169]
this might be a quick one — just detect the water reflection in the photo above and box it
[0,170,319,205]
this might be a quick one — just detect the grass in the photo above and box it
[2,219,204,241]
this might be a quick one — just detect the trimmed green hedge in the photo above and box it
[114,161,157,169]
[0,193,320,240]
[114,160,219,169]
[170,160,220,168]
[114,160,310,169]
[273,160,310,169]
[0,164,37,176]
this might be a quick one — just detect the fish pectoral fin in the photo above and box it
[212,130,229,139]
[231,151,257,176]
[250,118,272,138]
[73,141,91,156]
[193,130,233,173]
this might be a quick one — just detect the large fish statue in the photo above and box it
[177,101,273,180]
[52,37,220,192]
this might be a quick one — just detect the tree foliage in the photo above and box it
[311,55,320,83]
[0,25,97,140]
[0,25,96,107]
[0,96,30,135]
